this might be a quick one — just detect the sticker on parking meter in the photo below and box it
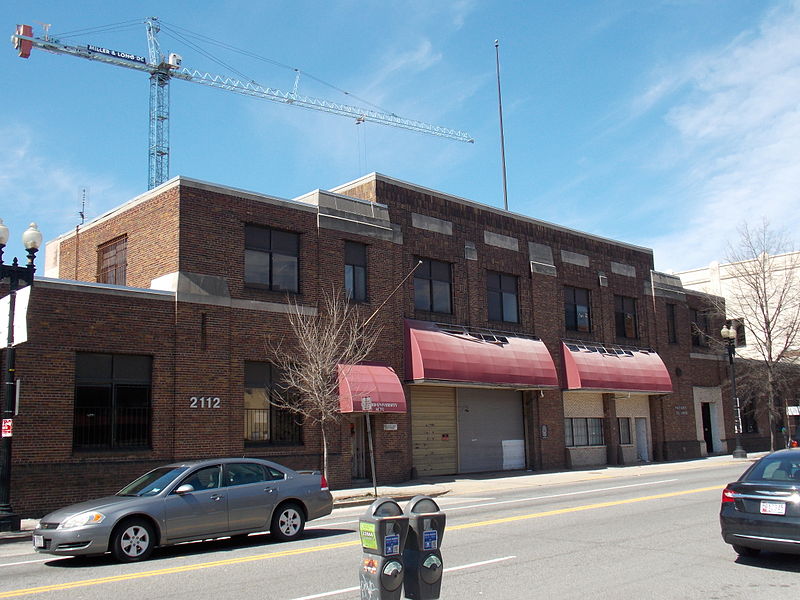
[423,530,438,550]
[384,533,400,555]
[359,522,378,550]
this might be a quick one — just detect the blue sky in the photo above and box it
[2,0,798,273]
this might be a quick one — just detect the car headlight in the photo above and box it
[59,511,106,529]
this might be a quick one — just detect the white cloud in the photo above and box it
[647,0,800,271]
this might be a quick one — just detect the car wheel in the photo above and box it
[111,518,155,562]
[732,544,760,558]
[271,503,305,542]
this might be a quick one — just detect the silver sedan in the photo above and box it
[32,458,333,562]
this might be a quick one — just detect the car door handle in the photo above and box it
[210,494,224,501]
[264,487,275,494]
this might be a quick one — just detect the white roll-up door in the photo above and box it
[411,386,458,476]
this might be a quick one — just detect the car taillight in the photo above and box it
[722,488,736,503]
[321,474,329,491]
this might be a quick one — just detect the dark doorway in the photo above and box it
[702,402,714,453]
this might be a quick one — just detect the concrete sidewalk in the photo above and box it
[0,452,761,544]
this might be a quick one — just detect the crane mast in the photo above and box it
[12,19,474,190]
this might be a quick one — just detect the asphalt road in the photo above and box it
[1,461,797,599]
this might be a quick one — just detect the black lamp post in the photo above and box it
[0,219,42,531]
[721,321,747,459]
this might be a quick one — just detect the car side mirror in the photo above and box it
[175,484,195,494]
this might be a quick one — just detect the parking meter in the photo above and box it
[359,498,409,600]
[403,496,446,599]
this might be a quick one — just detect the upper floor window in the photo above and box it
[97,235,127,285]
[244,362,302,445]
[690,309,709,347]
[73,352,151,450]
[414,258,452,314]
[666,304,678,343]
[344,242,367,303]
[564,286,591,332]
[614,295,638,339]
[732,319,747,347]
[487,271,518,323]
[244,225,299,292]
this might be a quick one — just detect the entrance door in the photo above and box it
[351,416,370,480]
[635,418,649,462]
[701,402,714,454]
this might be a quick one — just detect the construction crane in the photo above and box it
[11,18,474,190]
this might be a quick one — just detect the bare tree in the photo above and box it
[269,287,381,482]
[719,220,800,450]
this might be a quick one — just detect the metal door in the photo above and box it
[458,388,525,473]
[411,386,457,476]
[351,415,370,480]
[701,403,714,454]
[635,418,649,462]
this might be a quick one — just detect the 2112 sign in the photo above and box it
[190,397,221,409]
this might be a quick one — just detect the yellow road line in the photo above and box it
[449,485,723,531]
[0,485,723,598]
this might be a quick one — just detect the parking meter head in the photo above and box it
[359,497,409,557]
[404,496,446,550]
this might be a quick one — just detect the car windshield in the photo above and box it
[743,455,800,483]
[117,467,188,497]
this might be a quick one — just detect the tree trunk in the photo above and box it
[321,424,329,482]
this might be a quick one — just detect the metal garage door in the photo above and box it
[411,386,458,477]
[458,388,525,473]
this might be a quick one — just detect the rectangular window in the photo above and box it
[741,397,758,434]
[344,242,367,303]
[97,235,127,285]
[564,418,604,447]
[74,353,151,449]
[618,417,632,444]
[614,295,638,339]
[245,225,299,292]
[564,286,591,332]
[666,304,678,343]
[487,271,519,323]
[244,362,302,445]
[414,258,452,314]
[733,319,747,347]
[690,309,709,347]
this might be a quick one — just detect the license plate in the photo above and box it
[760,501,786,515]
[33,535,44,548]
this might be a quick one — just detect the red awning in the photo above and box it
[405,320,559,388]
[338,364,407,413]
[562,342,673,393]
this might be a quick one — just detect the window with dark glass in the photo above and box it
[345,242,367,303]
[244,225,299,292]
[97,235,127,285]
[690,309,709,347]
[244,362,302,445]
[487,271,518,323]
[564,286,591,332]
[740,397,758,434]
[414,258,452,314]
[564,418,604,447]
[614,295,638,339]
[733,319,747,347]
[618,418,632,444]
[666,304,678,343]
[73,353,151,449]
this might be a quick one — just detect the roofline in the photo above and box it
[331,173,654,255]
[46,176,314,245]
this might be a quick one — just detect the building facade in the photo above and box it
[1,173,757,516]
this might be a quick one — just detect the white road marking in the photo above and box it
[288,556,517,599]
[310,479,678,528]
[0,557,59,567]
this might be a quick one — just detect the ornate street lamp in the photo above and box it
[0,220,42,531]
[721,321,747,459]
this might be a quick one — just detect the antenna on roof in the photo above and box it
[79,187,87,225]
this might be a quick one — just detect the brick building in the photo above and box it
[2,173,767,516]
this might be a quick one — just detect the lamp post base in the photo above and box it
[0,512,21,532]
[732,446,748,459]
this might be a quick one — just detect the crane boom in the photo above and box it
[11,19,474,189]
